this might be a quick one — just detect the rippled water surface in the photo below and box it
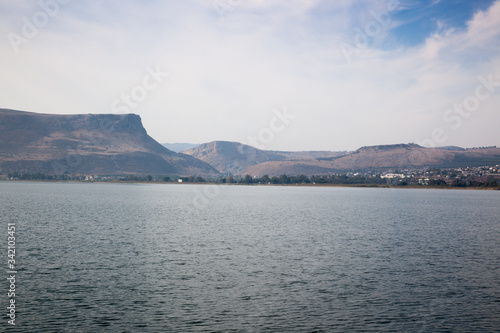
[1,182,499,332]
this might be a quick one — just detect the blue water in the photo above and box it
[1,182,499,332]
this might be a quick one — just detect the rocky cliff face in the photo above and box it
[0,109,219,176]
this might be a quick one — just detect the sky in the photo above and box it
[1,0,499,151]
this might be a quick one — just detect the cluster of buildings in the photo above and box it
[378,165,500,186]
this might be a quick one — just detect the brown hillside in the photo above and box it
[241,144,500,176]
[182,141,346,174]
[0,109,219,176]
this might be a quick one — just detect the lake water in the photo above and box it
[1,182,499,332]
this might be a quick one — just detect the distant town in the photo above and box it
[4,164,499,188]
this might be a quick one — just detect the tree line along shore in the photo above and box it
[3,170,499,189]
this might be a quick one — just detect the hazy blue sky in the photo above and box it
[1,0,499,151]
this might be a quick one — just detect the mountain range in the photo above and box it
[181,141,500,176]
[236,144,500,176]
[1,109,499,178]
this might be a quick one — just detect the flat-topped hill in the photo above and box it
[0,109,219,176]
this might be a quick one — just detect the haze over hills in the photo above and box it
[240,144,500,176]
[162,143,199,153]
[0,109,219,177]
[1,109,499,178]
[181,141,346,174]
[180,140,500,177]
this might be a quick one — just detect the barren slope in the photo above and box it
[182,141,286,174]
[0,109,219,176]
[240,144,500,176]
[182,141,346,174]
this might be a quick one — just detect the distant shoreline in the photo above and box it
[2,179,499,190]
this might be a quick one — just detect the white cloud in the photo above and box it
[0,0,499,150]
